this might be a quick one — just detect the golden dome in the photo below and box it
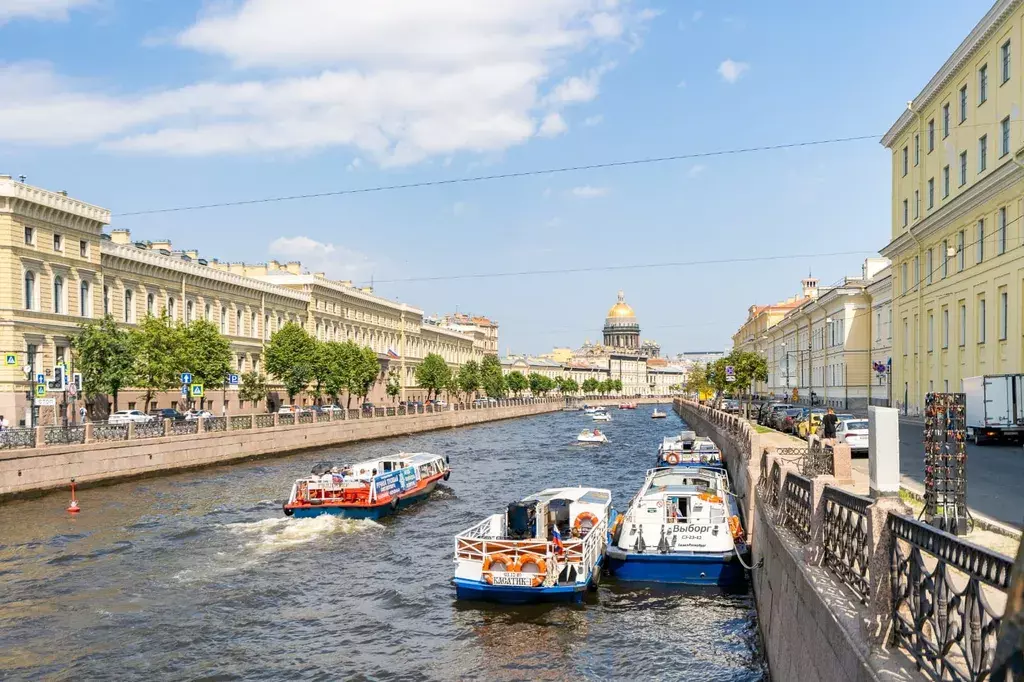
[606,290,635,318]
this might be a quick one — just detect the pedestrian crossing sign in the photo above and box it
[4,354,15,365]
[190,384,204,398]
[35,384,46,398]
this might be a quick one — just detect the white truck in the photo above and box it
[962,374,1024,445]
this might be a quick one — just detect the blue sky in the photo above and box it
[0,0,996,356]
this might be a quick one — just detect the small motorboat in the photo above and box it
[656,432,723,468]
[651,409,667,419]
[583,406,601,415]
[618,402,637,410]
[606,466,748,586]
[453,486,612,604]
[591,411,612,422]
[282,453,450,519]
[577,429,608,444]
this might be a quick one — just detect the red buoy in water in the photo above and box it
[67,479,81,513]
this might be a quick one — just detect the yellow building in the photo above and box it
[881,0,1024,415]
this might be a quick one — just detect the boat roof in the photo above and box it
[644,484,711,497]
[344,452,444,469]
[525,487,612,504]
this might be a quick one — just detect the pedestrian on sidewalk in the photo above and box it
[821,407,838,444]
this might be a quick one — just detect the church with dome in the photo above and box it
[603,291,641,350]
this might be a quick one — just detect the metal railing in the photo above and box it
[255,414,275,428]
[44,425,87,446]
[204,416,227,432]
[278,413,295,426]
[230,415,253,430]
[171,420,198,437]
[134,421,165,439]
[888,514,1014,682]
[781,472,812,543]
[0,427,37,449]
[298,413,313,425]
[91,423,129,442]
[775,446,835,479]
[821,486,872,603]
[765,460,781,509]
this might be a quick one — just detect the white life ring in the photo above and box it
[666,453,681,465]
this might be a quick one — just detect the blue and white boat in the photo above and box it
[282,453,450,519]
[656,431,723,469]
[606,466,748,586]
[453,486,612,604]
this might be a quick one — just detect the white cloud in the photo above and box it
[346,157,363,171]
[0,1,654,163]
[0,0,91,24]
[583,114,603,126]
[686,164,705,178]
[570,185,609,198]
[717,58,749,84]
[538,112,568,137]
[268,236,375,282]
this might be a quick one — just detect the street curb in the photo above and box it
[898,480,1022,540]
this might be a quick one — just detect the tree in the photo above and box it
[554,376,565,392]
[130,314,181,410]
[457,360,481,399]
[506,371,528,396]
[612,379,623,394]
[415,353,452,401]
[529,373,555,396]
[561,377,579,395]
[347,344,381,406]
[581,377,599,395]
[238,371,269,410]
[480,354,507,398]
[724,350,768,415]
[264,322,317,403]
[71,315,136,412]
[597,379,612,395]
[686,362,711,399]
[320,342,349,404]
[178,318,232,408]
[386,368,402,403]
[444,372,461,402]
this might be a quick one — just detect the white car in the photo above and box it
[108,410,154,424]
[185,410,213,420]
[836,419,869,454]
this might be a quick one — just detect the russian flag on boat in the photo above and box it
[551,524,564,554]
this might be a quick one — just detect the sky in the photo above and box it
[0,0,998,356]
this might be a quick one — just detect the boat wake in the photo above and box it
[226,515,383,554]
[430,484,457,500]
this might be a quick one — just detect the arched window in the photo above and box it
[221,307,227,334]
[186,300,194,323]
[264,314,270,340]
[125,290,133,323]
[251,312,257,338]
[24,271,35,310]
[80,280,90,317]
[146,292,154,316]
[236,309,242,335]
[167,297,176,319]
[205,303,211,321]
[103,285,110,316]
[53,275,64,314]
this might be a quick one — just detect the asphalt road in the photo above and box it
[851,419,1024,528]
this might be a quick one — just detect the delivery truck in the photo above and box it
[962,374,1024,444]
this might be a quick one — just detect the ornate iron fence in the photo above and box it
[386,407,396,416]
[298,413,313,425]
[171,420,198,437]
[781,472,812,543]
[278,413,295,426]
[255,414,275,428]
[203,417,227,432]
[757,450,769,492]
[426,405,434,414]
[397,406,406,416]
[374,408,385,418]
[134,421,165,439]
[230,415,252,430]
[348,410,360,420]
[0,427,37,449]
[93,423,129,442]
[765,460,782,509]
[775,446,834,478]
[888,514,1013,682]
[821,486,872,603]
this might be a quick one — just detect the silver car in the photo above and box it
[108,410,153,424]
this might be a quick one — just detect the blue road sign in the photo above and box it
[180,372,193,384]
[725,365,735,376]
[228,374,240,385]
[191,384,204,398]
[36,373,45,384]
[181,385,189,397]
[4,354,16,366]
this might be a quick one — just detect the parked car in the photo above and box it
[779,408,806,434]
[361,402,375,410]
[796,409,828,438]
[184,409,213,420]
[108,410,153,424]
[321,405,344,414]
[149,408,186,422]
[836,419,869,454]
[766,404,795,430]
[722,399,741,414]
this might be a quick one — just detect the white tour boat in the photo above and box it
[656,432,723,468]
[606,466,748,586]
[577,429,609,444]
[453,487,612,604]
[583,406,602,415]
[591,411,612,422]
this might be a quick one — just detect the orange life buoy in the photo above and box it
[666,453,680,465]
[573,511,600,534]
[297,482,308,503]
[482,553,517,585]
[514,554,547,587]
[698,491,722,504]
[729,515,745,543]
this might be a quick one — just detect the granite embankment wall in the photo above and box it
[0,401,560,501]
[674,400,881,682]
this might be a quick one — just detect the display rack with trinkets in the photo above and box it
[922,392,969,535]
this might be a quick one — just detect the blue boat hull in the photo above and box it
[606,550,747,586]
[289,480,438,520]
[453,578,589,604]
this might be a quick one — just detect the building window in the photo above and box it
[959,152,967,186]
[914,190,920,219]
[928,119,935,151]
[914,133,920,166]
[978,298,986,344]
[927,178,935,208]
[902,146,908,176]
[888,309,892,339]
[959,302,967,346]
[53,234,62,252]
[901,262,908,294]
[942,308,949,349]
[80,280,90,317]
[53,275,64,314]
[979,64,988,104]
[942,103,950,137]
[959,85,968,123]
[125,289,133,323]
[928,313,934,352]
[902,319,908,355]
[221,307,227,334]
[265,314,270,340]
[1002,40,1011,83]
[943,165,950,197]
[913,255,919,286]
[998,207,1007,255]
[277,315,283,331]
[957,230,965,271]
[167,297,176,319]
[237,354,246,372]
[902,199,908,227]
[251,312,258,338]
[205,303,211,321]
[876,312,881,341]
[977,219,985,263]
[24,270,35,310]
[1002,117,1011,157]
[24,226,34,245]
[979,135,987,172]
[999,290,1008,340]
[147,293,155,316]
[103,285,110,316]
[186,300,194,323]
[942,239,949,278]
[236,309,243,335]
[926,249,933,284]
[79,240,88,258]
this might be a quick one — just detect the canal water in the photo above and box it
[0,406,767,681]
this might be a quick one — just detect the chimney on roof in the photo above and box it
[245,263,268,276]
[110,229,131,245]
[801,276,819,300]
[150,239,172,252]
[267,260,281,271]
[361,286,374,294]
[340,280,353,287]
[229,262,247,275]
[184,250,199,260]
[285,261,302,275]
[314,272,325,279]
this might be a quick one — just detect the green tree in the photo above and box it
[178,318,232,408]
[71,315,136,412]
[130,314,181,410]
[597,379,612,395]
[480,354,507,398]
[612,379,623,393]
[561,377,579,395]
[238,371,269,410]
[528,373,555,396]
[457,360,481,399]
[723,350,768,414]
[506,371,528,396]
[581,377,599,394]
[264,322,317,403]
[320,342,348,404]
[415,353,452,401]
[444,372,461,402]
[686,362,711,398]
[347,344,381,406]
[386,368,402,403]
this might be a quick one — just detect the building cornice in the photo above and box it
[0,177,111,225]
[252,273,424,316]
[881,0,1021,147]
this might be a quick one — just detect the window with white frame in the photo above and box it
[979,64,988,103]
[978,298,986,344]
[998,207,1007,255]
[24,270,36,310]
[959,152,967,186]
[1002,117,1011,157]
[942,308,949,348]
[959,302,967,346]
[999,290,1008,340]
[80,280,90,317]
[1002,40,1011,83]
[977,219,985,263]
[53,275,64,314]
[979,135,987,172]
[959,85,968,123]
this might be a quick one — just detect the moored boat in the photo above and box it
[577,429,608,444]
[591,411,612,422]
[453,487,612,604]
[583,406,601,414]
[618,402,637,410]
[282,452,450,519]
[656,432,723,468]
[606,467,748,586]
[651,409,667,419]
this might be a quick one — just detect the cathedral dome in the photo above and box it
[605,291,637,326]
